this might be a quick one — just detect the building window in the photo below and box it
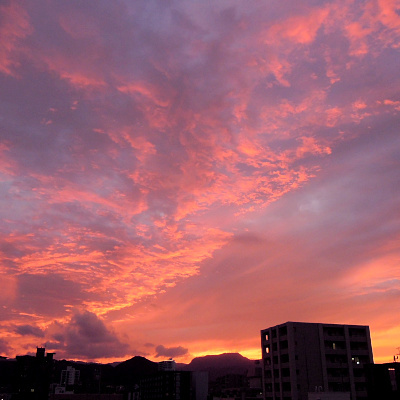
[281,368,290,377]
[281,354,289,363]
[280,340,288,350]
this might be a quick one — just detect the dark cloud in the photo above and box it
[16,274,86,317]
[0,338,10,356]
[14,324,45,338]
[46,311,130,360]
[155,345,188,359]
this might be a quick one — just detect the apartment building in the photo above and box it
[260,322,373,400]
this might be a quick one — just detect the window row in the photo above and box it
[264,354,290,365]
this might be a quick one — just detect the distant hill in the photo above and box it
[113,356,158,385]
[108,352,255,383]
[178,353,255,381]
[0,352,255,388]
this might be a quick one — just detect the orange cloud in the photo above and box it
[1,0,399,364]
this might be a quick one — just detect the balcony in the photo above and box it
[325,361,348,368]
[327,376,350,383]
[324,348,347,355]
[350,349,370,356]
[323,334,345,342]
[349,336,369,343]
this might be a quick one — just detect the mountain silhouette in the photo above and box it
[178,353,255,381]
[113,356,158,384]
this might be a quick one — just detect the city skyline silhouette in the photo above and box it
[0,0,399,365]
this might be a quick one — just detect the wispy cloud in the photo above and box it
[0,0,399,362]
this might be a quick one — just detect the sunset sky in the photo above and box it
[0,0,399,364]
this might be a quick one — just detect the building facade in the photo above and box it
[158,359,176,371]
[60,366,80,386]
[140,371,192,400]
[260,322,373,400]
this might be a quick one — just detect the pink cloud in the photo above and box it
[266,7,330,45]
[0,2,32,76]
[0,0,399,363]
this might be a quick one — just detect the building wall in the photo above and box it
[308,393,350,400]
[261,322,373,400]
[140,371,192,400]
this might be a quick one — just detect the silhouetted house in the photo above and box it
[260,322,373,400]
[364,362,400,399]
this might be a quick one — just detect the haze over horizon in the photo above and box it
[0,0,399,364]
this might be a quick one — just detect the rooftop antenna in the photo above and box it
[393,347,400,362]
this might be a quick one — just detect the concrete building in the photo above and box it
[140,370,191,400]
[60,366,80,387]
[140,370,208,400]
[260,322,373,400]
[158,359,176,371]
[16,347,56,399]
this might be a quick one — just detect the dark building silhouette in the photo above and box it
[261,322,373,400]
[364,362,400,399]
[16,347,55,400]
[0,356,18,396]
[140,370,192,400]
[49,395,123,400]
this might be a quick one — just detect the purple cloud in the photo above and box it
[14,324,45,338]
[46,311,130,360]
[0,338,10,356]
[155,345,188,359]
